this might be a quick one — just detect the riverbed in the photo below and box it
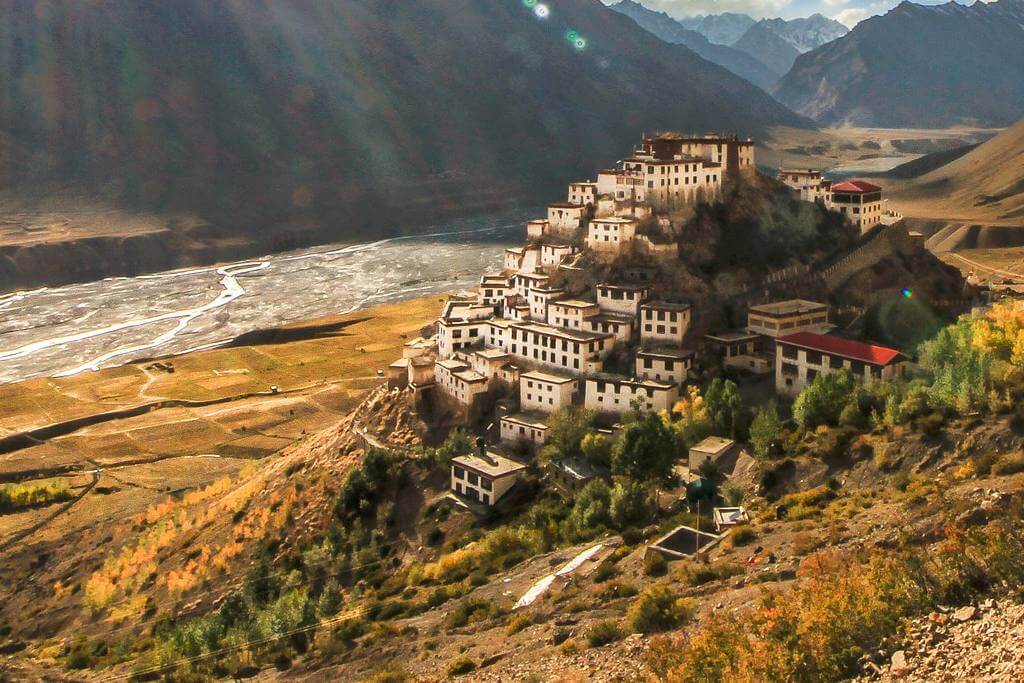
[0,211,528,383]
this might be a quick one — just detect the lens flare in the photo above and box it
[522,0,537,7]
[534,4,550,19]
[574,38,587,50]
[565,30,579,42]
[901,288,913,298]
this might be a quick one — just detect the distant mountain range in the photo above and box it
[611,3,847,86]
[0,0,806,263]
[774,0,1024,127]
[609,1,779,88]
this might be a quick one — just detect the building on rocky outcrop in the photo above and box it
[829,180,884,233]
[638,133,755,178]
[548,456,610,495]
[775,331,906,397]
[435,358,488,405]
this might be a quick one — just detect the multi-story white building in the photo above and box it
[527,219,549,239]
[586,313,635,344]
[540,243,575,269]
[830,180,884,233]
[640,301,691,346]
[547,299,600,329]
[500,412,549,448]
[705,330,772,374]
[547,202,585,233]
[638,134,755,178]
[437,300,494,357]
[520,370,578,413]
[528,285,565,321]
[504,245,541,275]
[513,271,550,298]
[778,169,823,194]
[586,217,637,253]
[597,283,649,317]
[478,274,514,308]
[596,168,645,203]
[435,358,488,405]
[636,347,694,385]
[568,182,598,206]
[584,374,679,415]
[747,300,830,339]
[451,449,526,507]
[508,321,613,374]
[465,348,513,383]
[775,332,906,397]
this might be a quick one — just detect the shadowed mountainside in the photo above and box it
[0,0,808,289]
[773,0,1024,127]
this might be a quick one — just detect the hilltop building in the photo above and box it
[775,332,906,396]
[639,133,755,178]
[830,180,884,233]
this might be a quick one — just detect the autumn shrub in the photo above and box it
[506,612,534,635]
[587,619,624,647]
[643,551,668,577]
[628,585,694,634]
[650,517,1024,682]
[727,526,757,547]
[446,656,476,677]
[0,481,72,513]
[593,560,618,583]
[443,599,499,629]
[425,527,540,584]
[675,561,743,587]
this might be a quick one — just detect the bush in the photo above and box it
[443,599,498,629]
[993,453,1024,476]
[587,619,624,647]
[446,656,476,677]
[643,552,668,577]
[0,481,73,513]
[592,560,617,583]
[728,526,757,547]
[676,562,744,587]
[627,585,694,634]
[506,612,533,635]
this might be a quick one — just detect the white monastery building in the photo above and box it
[640,301,691,346]
[775,332,906,397]
[584,374,679,415]
[519,370,578,413]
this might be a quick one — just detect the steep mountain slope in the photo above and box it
[678,12,756,45]
[611,1,781,88]
[773,0,1024,127]
[884,118,1024,227]
[733,19,802,76]
[0,0,807,275]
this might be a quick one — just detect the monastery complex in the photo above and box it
[387,132,907,507]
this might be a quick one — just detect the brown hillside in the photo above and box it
[885,119,1024,229]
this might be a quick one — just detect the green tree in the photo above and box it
[609,479,651,528]
[611,412,676,486]
[581,432,614,469]
[749,402,782,457]
[539,407,597,463]
[792,370,856,429]
[704,378,747,438]
[567,479,612,537]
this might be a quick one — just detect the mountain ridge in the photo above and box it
[773,0,1024,127]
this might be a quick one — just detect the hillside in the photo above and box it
[732,19,802,76]
[883,119,1024,230]
[773,0,1024,127]
[678,12,756,45]
[0,0,808,290]
[610,1,781,88]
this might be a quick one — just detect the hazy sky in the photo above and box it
[607,0,971,28]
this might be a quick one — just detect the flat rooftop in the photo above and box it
[638,346,695,360]
[706,330,759,343]
[501,411,550,429]
[512,321,612,343]
[642,300,692,312]
[453,451,527,479]
[691,436,735,455]
[588,373,676,390]
[521,369,576,384]
[749,299,827,317]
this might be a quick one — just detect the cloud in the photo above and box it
[835,7,869,24]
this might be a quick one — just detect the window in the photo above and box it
[829,355,844,369]
[781,363,798,376]
[781,346,798,360]
[481,478,492,491]
[453,466,466,480]
[806,351,822,365]
[467,472,479,486]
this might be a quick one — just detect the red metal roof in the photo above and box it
[831,180,881,193]
[777,332,903,366]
